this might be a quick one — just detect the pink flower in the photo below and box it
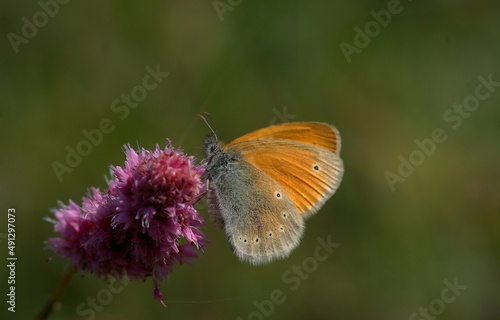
[47,142,207,304]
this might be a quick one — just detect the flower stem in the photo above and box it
[36,267,75,320]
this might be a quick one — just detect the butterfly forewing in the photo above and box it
[227,122,341,154]
[230,140,343,217]
[204,121,344,264]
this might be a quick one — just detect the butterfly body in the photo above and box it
[203,122,343,264]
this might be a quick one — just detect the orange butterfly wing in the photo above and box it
[226,122,341,154]
[226,122,343,217]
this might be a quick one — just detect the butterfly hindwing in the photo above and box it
[207,159,304,264]
[203,121,343,264]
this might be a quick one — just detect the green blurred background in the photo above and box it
[1,1,499,319]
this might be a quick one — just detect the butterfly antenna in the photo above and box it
[197,112,218,141]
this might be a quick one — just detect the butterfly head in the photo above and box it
[202,134,221,157]
[202,134,230,183]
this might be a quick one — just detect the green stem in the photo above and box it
[36,267,75,320]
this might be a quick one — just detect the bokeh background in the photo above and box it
[1,1,500,319]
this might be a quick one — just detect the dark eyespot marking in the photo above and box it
[279,226,284,231]
[255,238,259,243]
[282,213,287,218]
[243,239,247,243]
[313,165,320,171]
[268,232,273,237]
[275,192,281,199]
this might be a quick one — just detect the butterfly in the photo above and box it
[202,121,343,264]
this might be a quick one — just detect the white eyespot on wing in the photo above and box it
[217,160,307,265]
[229,210,304,265]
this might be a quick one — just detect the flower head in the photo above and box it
[47,141,207,304]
